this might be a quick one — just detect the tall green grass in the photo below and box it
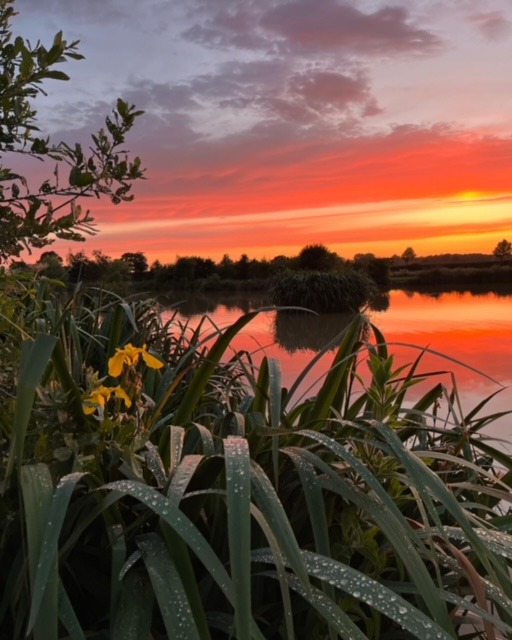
[1,274,512,639]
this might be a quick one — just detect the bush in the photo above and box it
[269,268,373,313]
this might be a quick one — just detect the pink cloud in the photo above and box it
[468,11,512,41]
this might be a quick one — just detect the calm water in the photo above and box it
[163,289,512,439]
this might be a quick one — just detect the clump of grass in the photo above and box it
[269,269,373,313]
[1,275,512,639]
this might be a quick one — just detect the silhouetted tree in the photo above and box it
[235,254,251,280]
[297,244,340,271]
[218,254,237,279]
[353,253,390,289]
[401,247,417,262]
[121,252,148,277]
[493,239,512,259]
[37,251,66,280]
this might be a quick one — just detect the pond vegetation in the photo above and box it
[2,274,512,639]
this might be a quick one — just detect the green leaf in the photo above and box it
[137,533,203,639]
[173,310,260,425]
[20,464,58,640]
[111,568,154,640]
[26,472,86,635]
[5,334,57,487]
[43,70,70,81]
[225,437,252,640]
[256,549,454,640]
[104,480,266,639]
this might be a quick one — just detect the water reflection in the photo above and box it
[274,310,356,353]
[400,282,512,298]
[164,289,512,436]
[159,291,270,317]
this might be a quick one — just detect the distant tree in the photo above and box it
[353,253,390,289]
[120,252,148,277]
[194,257,216,279]
[270,255,293,274]
[235,254,251,280]
[493,239,512,259]
[297,244,340,271]
[218,254,236,280]
[37,250,66,280]
[401,247,417,262]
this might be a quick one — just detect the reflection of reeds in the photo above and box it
[159,291,271,317]
[274,309,356,352]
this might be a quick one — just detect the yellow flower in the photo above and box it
[83,385,132,415]
[108,343,164,377]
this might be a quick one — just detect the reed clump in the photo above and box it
[269,268,373,313]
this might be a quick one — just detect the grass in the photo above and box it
[1,272,512,639]
[269,269,373,313]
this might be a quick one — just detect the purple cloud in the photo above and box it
[261,1,443,55]
[184,0,443,57]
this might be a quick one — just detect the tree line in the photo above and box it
[18,244,392,293]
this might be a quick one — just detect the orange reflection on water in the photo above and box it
[168,290,512,437]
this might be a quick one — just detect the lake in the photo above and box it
[163,288,512,441]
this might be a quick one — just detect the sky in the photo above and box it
[13,0,512,264]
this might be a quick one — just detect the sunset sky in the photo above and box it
[16,0,512,264]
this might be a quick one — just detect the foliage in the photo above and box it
[2,277,512,639]
[493,239,512,259]
[269,268,373,313]
[297,243,342,271]
[0,0,144,262]
[401,246,417,262]
[121,252,149,277]
[353,253,390,290]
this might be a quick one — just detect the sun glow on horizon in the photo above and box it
[30,192,512,265]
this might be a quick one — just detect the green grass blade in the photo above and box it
[108,524,126,636]
[305,314,365,425]
[258,569,369,640]
[137,533,203,639]
[58,579,87,640]
[20,463,58,640]
[250,460,310,589]
[252,355,269,415]
[267,357,282,484]
[26,471,86,635]
[104,480,266,639]
[374,423,496,575]
[250,506,295,640]
[192,422,216,457]
[224,436,252,640]
[5,334,57,486]
[51,338,87,426]
[111,568,154,640]
[169,425,185,477]
[283,449,336,640]
[167,454,204,506]
[256,549,455,640]
[293,431,455,632]
[173,310,260,425]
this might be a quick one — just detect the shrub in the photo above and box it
[269,268,373,313]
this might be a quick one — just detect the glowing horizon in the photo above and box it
[16,0,512,265]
